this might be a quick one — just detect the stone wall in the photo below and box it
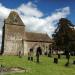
[3,40,24,55]
[3,23,25,55]
[24,41,52,55]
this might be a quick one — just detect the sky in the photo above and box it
[0,0,75,48]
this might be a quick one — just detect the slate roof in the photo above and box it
[24,32,52,43]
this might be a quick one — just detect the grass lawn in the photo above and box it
[0,55,75,75]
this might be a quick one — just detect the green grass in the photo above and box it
[0,55,75,75]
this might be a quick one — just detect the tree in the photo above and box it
[52,18,74,52]
[52,18,75,65]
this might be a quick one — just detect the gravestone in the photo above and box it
[58,54,60,59]
[65,62,69,66]
[54,58,58,64]
[28,48,33,61]
[73,61,75,64]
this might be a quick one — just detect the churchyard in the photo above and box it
[0,55,75,75]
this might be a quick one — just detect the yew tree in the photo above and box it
[52,18,75,52]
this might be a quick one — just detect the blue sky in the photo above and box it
[0,0,75,24]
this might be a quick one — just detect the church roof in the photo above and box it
[24,32,52,43]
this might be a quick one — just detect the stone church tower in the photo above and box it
[1,11,25,55]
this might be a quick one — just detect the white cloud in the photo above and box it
[0,2,70,48]
[17,2,44,17]
[0,3,11,18]
[19,6,70,37]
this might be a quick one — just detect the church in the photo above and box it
[1,11,53,55]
